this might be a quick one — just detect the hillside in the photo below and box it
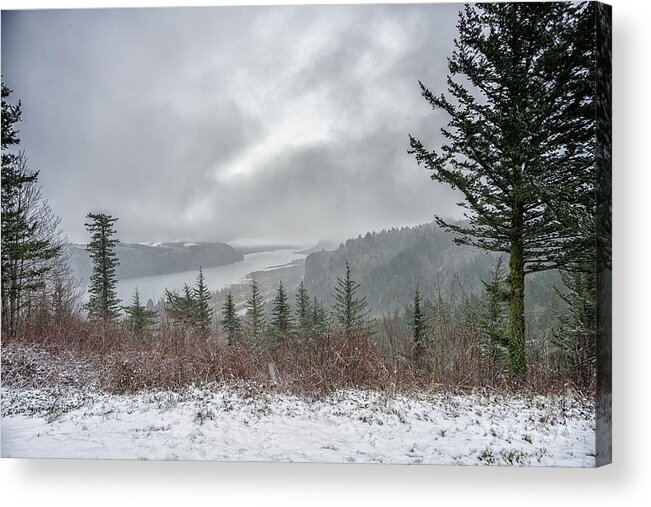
[67,241,243,282]
[304,222,562,323]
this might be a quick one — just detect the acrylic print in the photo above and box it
[1,2,611,466]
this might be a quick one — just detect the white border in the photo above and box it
[1,0,649,505]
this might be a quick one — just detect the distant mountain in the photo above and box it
[67,242,243,282]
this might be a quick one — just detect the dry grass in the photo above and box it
[1,308,588,397]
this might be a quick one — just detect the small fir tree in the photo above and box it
[221,292,241,345]
[192,267,213,334]
[333,261,369,335]
[123,288,157,336]
[271,281,292,335]
[410,285,427,357]
[164,283,195,327]
[244,278,266,345]
[311,296,329,335]
[479,258,510,366]
[295,281,312,332]
[552,263,596,386]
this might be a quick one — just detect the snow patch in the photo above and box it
[1,385,595,466]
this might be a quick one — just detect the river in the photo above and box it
[116,249,307,304]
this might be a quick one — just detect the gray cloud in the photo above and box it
[2,3,463,245]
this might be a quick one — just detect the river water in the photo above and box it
[116,249,307,304]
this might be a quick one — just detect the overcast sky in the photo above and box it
[2,4,463,245]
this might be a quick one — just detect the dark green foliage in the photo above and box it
[1,83,62,331]
[479,259,510,366]
[163,270,213,334]
[333,262,369,335]
[311,296,329,335]
[192,267,213,334]
[271,281,292,335]
[553,265,596,386]
[408,3,596,377]
[123,288,157,336]
[595,3,612,274]
[295,281,311,331]
[220,292,241,345]
[1,83,21,160]
[244,278,266,345]
[164,284,195,327]
[410,285,427,357]
[84,213,121,322]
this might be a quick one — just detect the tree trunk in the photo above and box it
[508,237,526,378]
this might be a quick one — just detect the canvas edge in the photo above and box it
[595,0,612,468]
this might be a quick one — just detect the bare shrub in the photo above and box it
[3,304,585,397]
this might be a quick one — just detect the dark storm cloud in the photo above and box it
[1,3,463,244]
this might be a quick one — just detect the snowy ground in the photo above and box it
[1,384,595,466]
[1,344,596,465]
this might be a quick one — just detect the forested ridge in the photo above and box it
[303,221,561,322]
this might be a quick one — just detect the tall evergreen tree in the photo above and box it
[271,281,292,335]
[123,288,157,336]
[220,292,241,345]
[409,3,596,376]
[244,278,266,344]
[410,285,427,357]
[295,281,311,332]
[192,267,213,334]
[84,212,121,322]
[333,262,369,336]
[1,84,62,331]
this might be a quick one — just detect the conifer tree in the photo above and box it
[479,259,510,366]
[244,278,266,344]
[311,296,329,336]
[1,84,62,331]
[221,292,241,345]
[192,267,213,334]
[409,3,596,376]
[410,285,427,357]
[552,266,596,386]
[333,262,369,335]
[271,281,292,335]
[295,281,311,332]
[164,284,195,327]
[123,288,157,336]
[84,212,121,322]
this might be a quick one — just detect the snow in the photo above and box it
[1,384,595,466]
